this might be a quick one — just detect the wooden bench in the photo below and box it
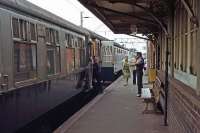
[151,77,162,104]
[141,77,163,114]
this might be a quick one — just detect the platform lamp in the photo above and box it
[80,11,90,27]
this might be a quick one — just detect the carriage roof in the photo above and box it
[0,0,89,35]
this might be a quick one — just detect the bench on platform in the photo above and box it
[141,77,163,114]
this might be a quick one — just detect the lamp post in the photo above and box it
[80,11,90,27]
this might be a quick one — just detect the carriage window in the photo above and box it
[71,35,75,47]
[77,38,85,67]
[56,47,61,73]
[14,43,37,82]
[12,18,20,38]
[55,31,59,44]
[80,48,85,67]
[50,29,55,44]
[47,46,55,75]
[66,48,75,74]
[45,28,50,43]
[46,27,60,75]
[75,40,78,47]
[45,28,59,45]
[47,46,61,75]
[19,19,28,41]
[110,46,112,53]
[12,18,38,82]
[12,18,37,42]
[78,38,81,48]
[30,23,36,41]
[82,39,85,48]
[68,35,72,47]
[75,49,80,69]
[65,33,69,47]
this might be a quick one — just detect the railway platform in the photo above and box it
[54,76,169,133]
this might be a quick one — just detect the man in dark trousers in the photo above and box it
[93,56,103,93]
[135,52,144,97]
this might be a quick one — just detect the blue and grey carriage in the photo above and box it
[100,41,131,82]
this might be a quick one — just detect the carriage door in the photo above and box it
[0,48,2,91]
[37,24,47,80]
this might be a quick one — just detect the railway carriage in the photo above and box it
[101,41,129,82]
[0,0,106,132]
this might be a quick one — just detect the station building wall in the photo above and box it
[149,0,200,132]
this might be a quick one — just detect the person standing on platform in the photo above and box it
[122,56,130,86]
[135,52,144,97]
[130,56,137,85]
[93,56,103,93]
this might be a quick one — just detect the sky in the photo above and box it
[27,0,147,52]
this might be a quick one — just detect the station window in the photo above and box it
[14,43,37,82]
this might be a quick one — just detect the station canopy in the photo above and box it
[78,0,170,36]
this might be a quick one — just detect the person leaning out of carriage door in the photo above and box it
[122,56,131,86]
[135,52,144,97]
[92,56,103,93]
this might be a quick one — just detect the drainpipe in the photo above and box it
[164,2,175,126]
[164,36,169,126]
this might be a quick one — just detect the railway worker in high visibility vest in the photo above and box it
[122,56,131,86]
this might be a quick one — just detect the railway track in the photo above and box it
[16,86,108,133]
